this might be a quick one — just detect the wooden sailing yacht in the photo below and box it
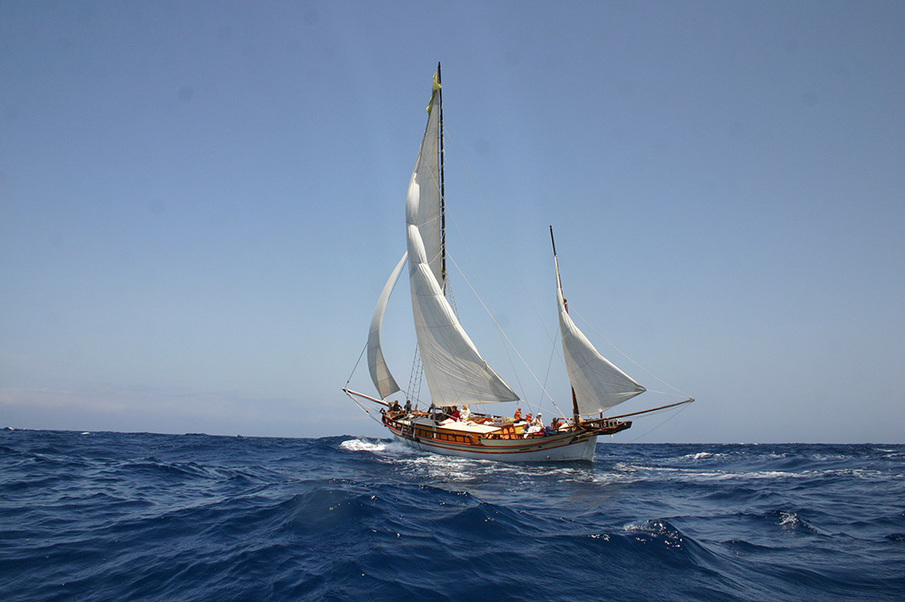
[344,65,692,462]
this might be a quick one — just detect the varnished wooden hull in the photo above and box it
[382,415,631,462]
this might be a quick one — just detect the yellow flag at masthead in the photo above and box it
[426,71,441,113]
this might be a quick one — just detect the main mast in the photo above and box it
[437,62,446,288]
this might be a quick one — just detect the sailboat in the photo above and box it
[343,65,692,462]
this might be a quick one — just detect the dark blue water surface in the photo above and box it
[1,429,903,601]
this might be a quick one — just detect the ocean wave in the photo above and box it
[624,519,691,551]
[2,432,903,601]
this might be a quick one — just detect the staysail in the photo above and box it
[367,252,407,399]
[405,71,520,406]
[554,248,645,415]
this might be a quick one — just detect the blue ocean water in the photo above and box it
[1,429,902,601]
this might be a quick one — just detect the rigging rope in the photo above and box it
[345,342,368,389]
[443,129,564,418]
[406,344,425,407]
[446,252,567,418]
[572,308,692,401]
[343,344,387,425]
[344,389,386,425]
[444,130,556,346]
[624,401,693,442]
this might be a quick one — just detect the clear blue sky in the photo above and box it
[2,1,903,443]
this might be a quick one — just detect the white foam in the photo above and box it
[340,438,389,453]
[682,451,714,461]
[778,511,799,528]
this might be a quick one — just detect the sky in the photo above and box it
[1,1,903,443]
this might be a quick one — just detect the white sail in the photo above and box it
[367,252,407,399]
[407,224,519,405]
[405,81,519,406]
[555,255,645,415]
[412,76,444,289]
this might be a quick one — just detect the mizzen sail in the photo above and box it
[554,247,645,415]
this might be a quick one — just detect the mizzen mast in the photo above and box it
[551,226,582,426]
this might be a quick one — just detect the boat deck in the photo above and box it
[382,410,631,459]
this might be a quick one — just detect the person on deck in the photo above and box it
[525,413,544,436]
[460,405,471,422]
[450,406,461,421]
[513,408,522,421]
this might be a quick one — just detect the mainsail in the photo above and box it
[405,72,519,406]
[367,252,407,399]
[554,248,645,415]
[412,73,444,289]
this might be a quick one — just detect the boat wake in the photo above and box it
[339,437,390,454]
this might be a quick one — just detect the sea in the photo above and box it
[1,429,903,601]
